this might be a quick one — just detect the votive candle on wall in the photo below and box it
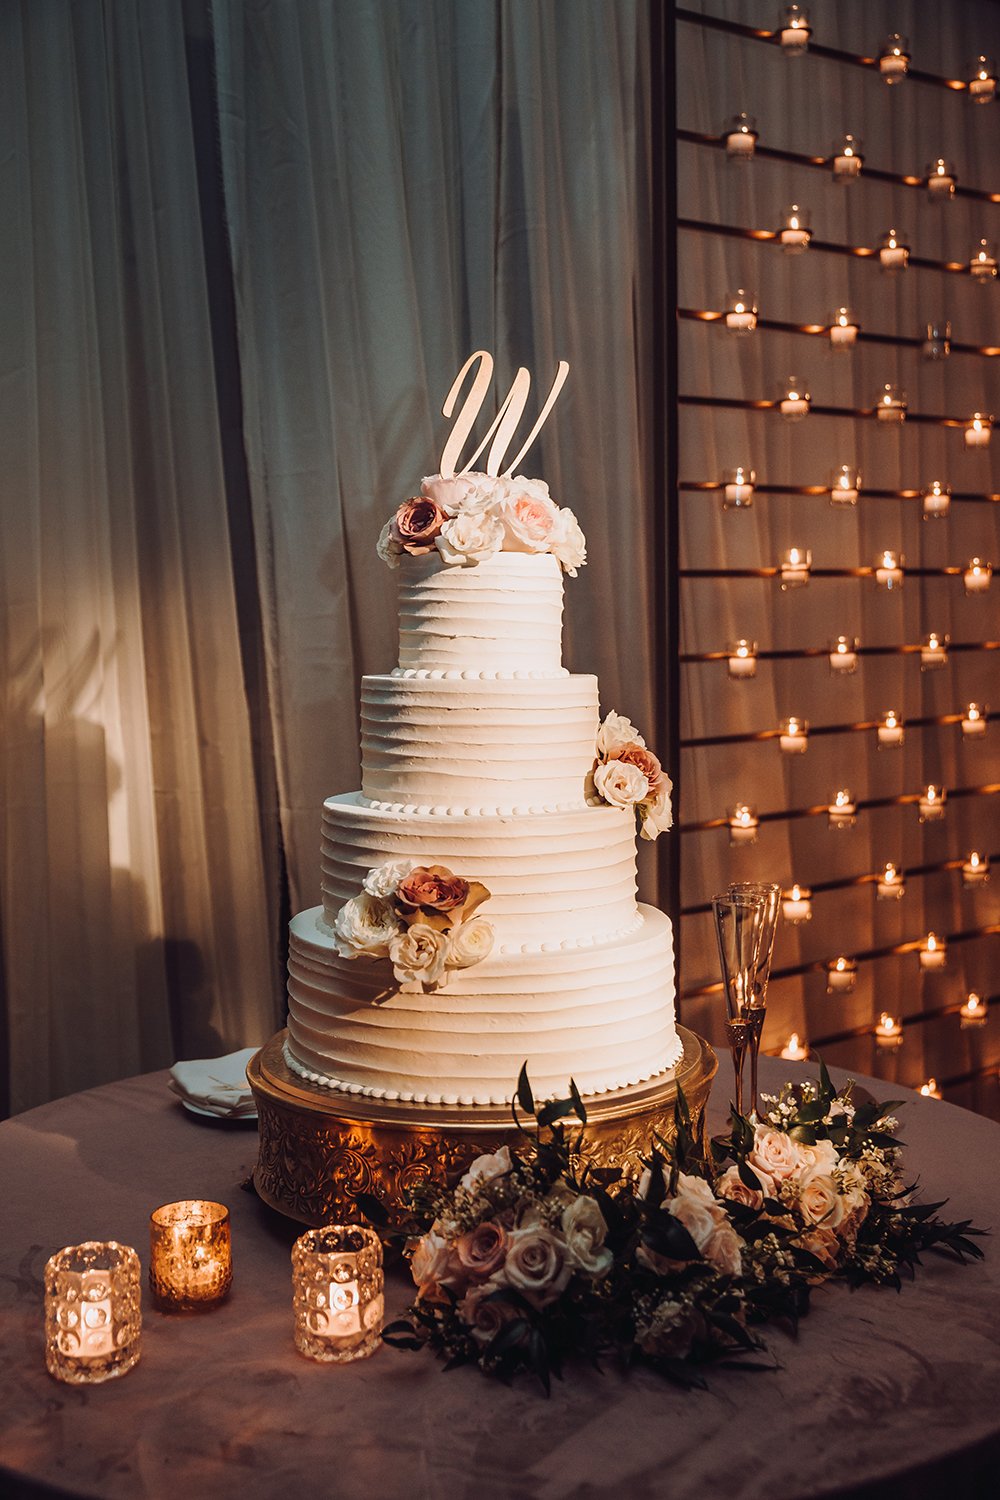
[918,784,946,821]
[779,715,808,753]
[970,239,998,282]
[779,547,811,588]
[44,1242,141,1385]
[919,932,947,970]
[832,133,863,179]
[879,229,909,270]
[780,1032,810,1061]
[922,481,951,518]
[878,33,910,82]
[727,640,757,678]
[877,709,904,748]
[779,203,811,252]
[968,55,997,102]
[723,465,756,507]
[149,1201,232,1313]
[830,465,860,504]
[919,1078,943,1099]
[778,4,810,54]
[925,159,957,197]
[923,322,951,360]
[875,385,906,423]
[725,112,758,159]
[829,309,858,349]
[781,884,812,923]
[828,789,856,828]
[875,1012,903,1048]
[964,558,992,591]
[875,549,903,587]
[292,1225,384,1363]
[960,992,988,1027]
[826,956,858,994]
[961,851,990,887]
[778,377,810,419]
[876,861,905,899]
[829,635,859,673]
[726,289,758,334]
[729,804,759,845]
[965,414,992,449]
[961,703,987,737]
[921,631,949,669]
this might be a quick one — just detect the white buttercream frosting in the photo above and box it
[398,551,565,674]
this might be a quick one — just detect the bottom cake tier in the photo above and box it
[284,902,681,1106]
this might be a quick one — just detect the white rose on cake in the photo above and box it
[435,511,505,567]
[445,915,495,968]
[596,710,645,759]
[499,480,559,553]
[593,758,649,809]
[362,857,416,899]
[548,507,587,576]
[421,472,503,516]
[332,892,399,959]
[390,922,449,989]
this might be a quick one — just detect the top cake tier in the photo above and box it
[396,552,566,676]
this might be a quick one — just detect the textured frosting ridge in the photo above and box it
[398,551,564,674]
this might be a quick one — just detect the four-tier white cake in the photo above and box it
[283,476,682,1107]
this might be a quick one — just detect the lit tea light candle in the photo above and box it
[829,308,858,349]
[875,385,907,423]
[778,378,810,420]
[879,229,909,270]
[779,203,812,253]
[829,635,859,673]
[781,883,812,923]
[923,322,951,360]
[830,465,860,504]
[828,789,856,829]
[779,546,811,588]
[876,862,905,900]
[961,851,990,887]
[292,1225,384,1364]
[875,1012,903,1049]
[826,956,858,994]
[779,715,809,754]
[832,133,863,179]
[44,1242,142,1385]
[970,239,998,283]
[926,158,957,197]
[877,709,904,748]
[918,784,946,821]
[968,55,997,102]
[725,112,758,159]
[723,465,756,507]
[780,1032,810,1061]
[960,991,988,1027]
[922,481,951,519]
[919,1078,942,1099]
[725,289,758,334]
[964,557,992,591]
[919,932,947,970]
[727,639,758,678]
[878,33,910,82]
[965,414,992,449]
[961,702,987,737]
[778,4,810,54]
[875,549,903,587]
[728,803,759,845]
[149,1201,233,1313]
[920,631,949,670]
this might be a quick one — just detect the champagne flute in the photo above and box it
[712,891,769,1118]
[727,882,780,1116]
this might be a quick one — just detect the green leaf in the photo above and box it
[355,1191,391,1227]
[569,1077,588,1126]
[817,1054,834,1100]
[537,1095,581,1130]
[795,1100,827,1125]
[738,1160,763,1193]
[789,1124,817,1145]
[516,1062,535,1117]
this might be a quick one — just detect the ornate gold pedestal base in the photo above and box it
[247,1029,717,1226]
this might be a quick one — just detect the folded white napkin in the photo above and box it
[168,1047,259,1118]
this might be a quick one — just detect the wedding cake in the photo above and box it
[282,461,683,1109]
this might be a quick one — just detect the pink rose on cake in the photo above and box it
[592,711,673,841]
[435,511,505,567]
[499,480,559,553]
[390,496,448,555]
[397,865,491,928]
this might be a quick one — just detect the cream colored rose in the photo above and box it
[596,710,645,759]
[445,916,495,970]
[499,1225,572,1307]
[797,1171,845,1229]
[459,1145,513,1191]
[389,922,449,989]
[797,1224,841,1271]
[410,1230,458,1300]
[640,1172,742,1277]
[376,518,402,569]
[749,1126,806,1183]
[716,1162,775,1209]
[548,506,587,576]
[594,758,649,809]
[639,780,674,841]
[362,857,416,899]
[331,892,399,959]
[421,472,502,516]
[561,1195,613,1278]
[435,511,505,567]
[796,1139,838,1177]
[499,488,559,553]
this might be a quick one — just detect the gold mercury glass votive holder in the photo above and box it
[149,1200,232,1312]
[45,1241,141,1384]
[292,1225,384,1363]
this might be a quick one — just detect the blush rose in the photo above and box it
[390,497,448,555]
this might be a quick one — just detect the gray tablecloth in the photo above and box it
[1,1058,998,1500]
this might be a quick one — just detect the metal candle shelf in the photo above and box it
[681,304,1000,357]
[680,787,1000,838]
[681,715,999,750]
[769,990,1000,1058]
[681,482,1000,506]
[682,642,1000,664]
[680,394,994,427]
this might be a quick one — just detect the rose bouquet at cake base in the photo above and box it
[360,1062,983,1392]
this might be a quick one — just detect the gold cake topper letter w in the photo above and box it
[438,350,569,480]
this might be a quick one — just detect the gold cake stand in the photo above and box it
[247,1028,717,1226]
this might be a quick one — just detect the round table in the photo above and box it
[1,1058,997,1500]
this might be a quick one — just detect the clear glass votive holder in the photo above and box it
[149,1200,232,1312]
[292,1225,384,1363]
[45,1241,141,1384]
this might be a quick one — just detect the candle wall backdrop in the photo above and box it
[674,0,1000,1117]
